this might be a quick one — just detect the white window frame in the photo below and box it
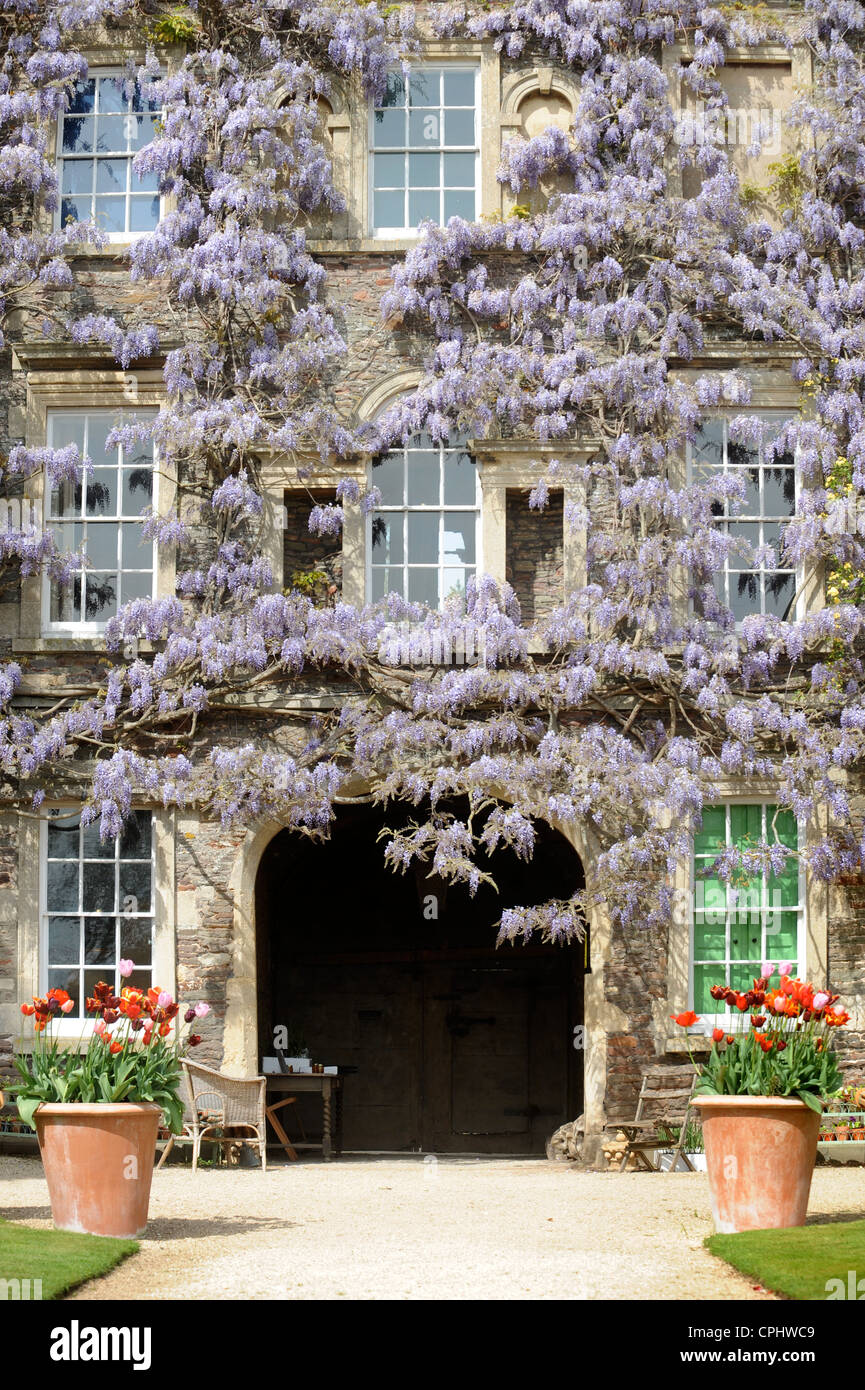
[687,411,801,627]
[689,799,806,1028]
[366,433,482,610]
[55,69,163,241]
[39,808,156,1035]
[42,407,157,635]
[368,64,480,238]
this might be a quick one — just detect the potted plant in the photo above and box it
[14,960,208,1238]
[673,963,848,1233]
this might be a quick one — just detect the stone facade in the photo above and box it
[1,16,863,1157]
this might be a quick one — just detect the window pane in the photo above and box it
[766,911,798,959]
[763,571,794,619]
[86,524,118,570]
[408,568,439,607]
[129,195,160,233]
[47,813,81,858]
[63,117,93,153]
[97,76,125,113]
[764,468,795,515]
[120,570,153,604]
[120,812,152,858]
[406,452,440,504]
[729,917,761,961]
[443,566,469,600]
[84,573,117,621]
[730,571,758,622]
[692,964,717,1014]
[730,804,763,845]
[95,157,127,194]
[409,152,439,187]
[371,514,404,563]
[444,71,475,106]
[443,451,476,505]
[61,162,93,196]
[444,190,474,221]
[374,153,404,187]
[409,189,439,224]
[119,860,152,914]
[381,73,405,108]
[373,189,404,226]
[120,523,151,568]
[444,108,474,145]
[68,80,95,115]
[96,116,127,153]
[409,109,441,146]
[61,196,90,226]
[82,819,114,859]
[443,512,475,564]
[372,109,404,146]
[372,453,404,504]
[47,861,79,911]
[443,152,475,186]
[94,197,126,233]
[122,466,153,513]
[120,916,152,965]
[408,512,439,564]
[86,468,116,516]
[82,861,115,913]
[84,916,115,965]
[48,917,79,965]
[409,70,440,106]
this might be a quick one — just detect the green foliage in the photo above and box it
[767,152,807,213]
[149,9,200,46]
[0,1218,138,1300]
[707,1220,865,1301]
[656,1119,704,1152]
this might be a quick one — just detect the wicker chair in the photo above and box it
[156,1060,268,1172]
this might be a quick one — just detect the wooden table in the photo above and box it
[265,1074,344,1161]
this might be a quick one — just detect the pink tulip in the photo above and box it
[119,959,134,978]
[778,960,794,976]
[60,999,75,1014]
[194,1001,210,1018]
[157,991,173,1009]
[774,998,787,1014]
[761,961,775,979]
[94,1018,106,1035]
[813,992,830,1011]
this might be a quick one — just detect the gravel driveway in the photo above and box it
[2,1154,862,1300]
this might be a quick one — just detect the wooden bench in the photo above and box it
[605,1066,698,1173]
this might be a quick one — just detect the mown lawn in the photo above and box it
[0,1217,138,1300]
[707,1219,865,1300]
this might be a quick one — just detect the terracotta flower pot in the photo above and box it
[692,1095,820,1234]
[34,1102,161,1238]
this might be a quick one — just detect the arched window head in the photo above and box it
[369,432,480,609]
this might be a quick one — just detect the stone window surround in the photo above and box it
[13,805,176,1046]
[310,45,583,252]
[257,370,588,607]
[54,65,163,242]
[12,367,174,652]
[34,40,184,256]
[664,782,831,1055]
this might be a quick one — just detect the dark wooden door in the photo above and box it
[421,959,572,1153]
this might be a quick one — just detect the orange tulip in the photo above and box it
[670,1011,698,1027]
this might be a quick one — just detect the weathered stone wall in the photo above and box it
[505,489,564,622]
[283,490,343,596]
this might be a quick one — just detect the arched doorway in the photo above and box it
[254,802,586,1153]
